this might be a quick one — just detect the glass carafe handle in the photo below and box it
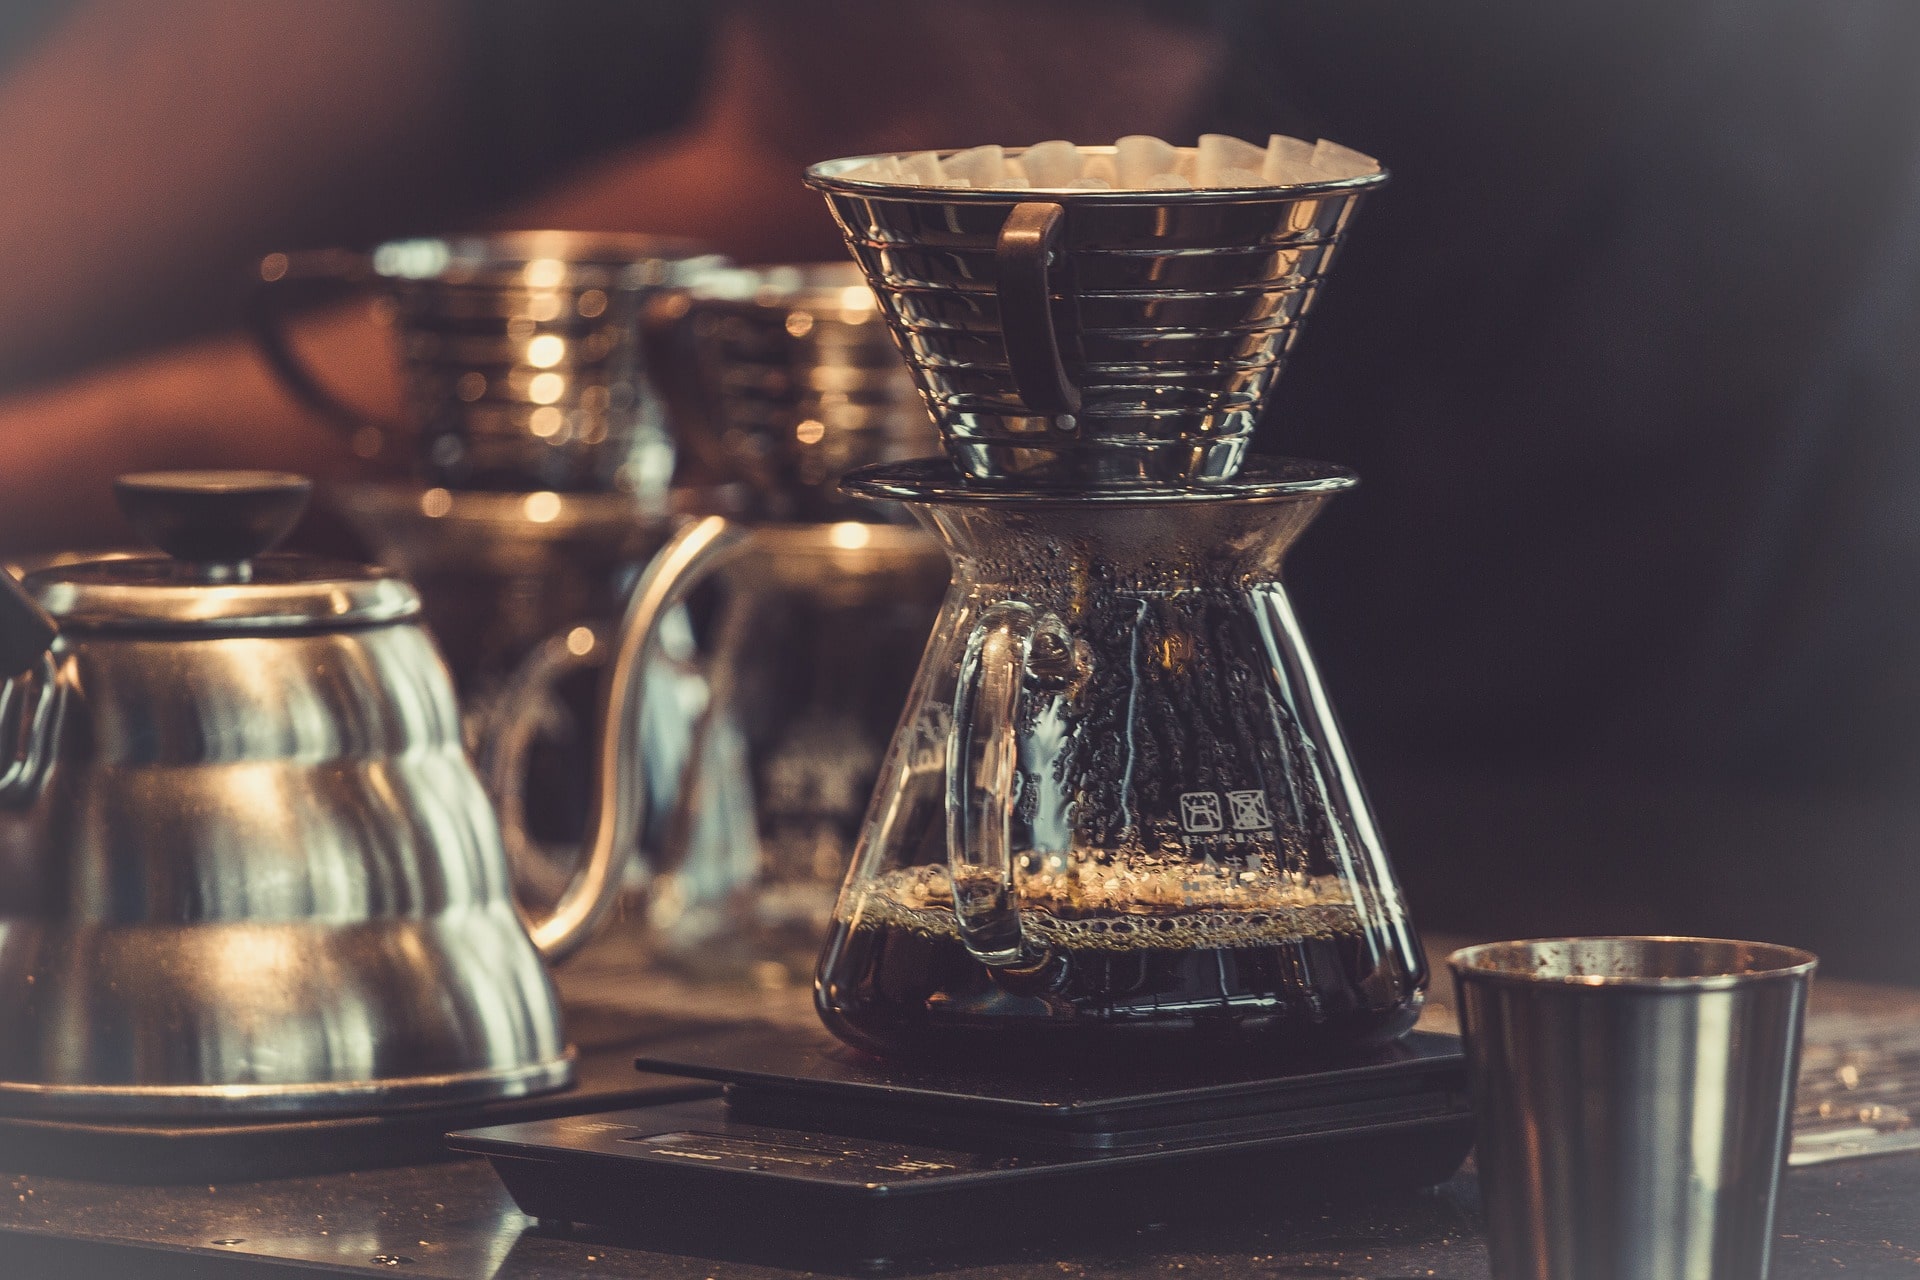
[948,601,1070,966]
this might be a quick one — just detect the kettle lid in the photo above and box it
[24,471,418,631]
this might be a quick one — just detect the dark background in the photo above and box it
[2,0,1916,978]
[1227,4,1920,977]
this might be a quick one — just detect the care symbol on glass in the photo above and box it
[1180,791,1223,833]
[909,702,951,770]
[1227,789,1272,831]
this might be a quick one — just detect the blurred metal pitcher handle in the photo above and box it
[245,249,394,453]
[994,202,1082,418]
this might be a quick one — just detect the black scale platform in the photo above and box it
[450,1027,1475,1268]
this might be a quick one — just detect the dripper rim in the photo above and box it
[805,146,1390,201]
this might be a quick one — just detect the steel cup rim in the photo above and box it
[687,260,878,310]
[369,230,728,286]
[805,146,1390,202]
[1449,935,1819,992]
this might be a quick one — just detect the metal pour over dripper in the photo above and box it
[805,145,1387,488]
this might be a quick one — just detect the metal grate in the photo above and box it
[1792,1010,1920,1166]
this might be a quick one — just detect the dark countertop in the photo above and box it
[1,931,1916,1279]
[2,1144,1918,1278]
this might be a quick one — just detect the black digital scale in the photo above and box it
[449,1026,1475,1269]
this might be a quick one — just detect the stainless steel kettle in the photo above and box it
[0,471,714,1116]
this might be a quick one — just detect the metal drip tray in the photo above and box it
[1793,1010,1920,1166]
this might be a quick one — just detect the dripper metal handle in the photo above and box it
[520,513,752,964]
[947,600,1070,966]
[995,202,1082,419]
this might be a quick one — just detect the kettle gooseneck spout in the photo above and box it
[0,474,752,968]
[526,513,752,964]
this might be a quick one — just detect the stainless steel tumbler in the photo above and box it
[1451,937,1816,1280]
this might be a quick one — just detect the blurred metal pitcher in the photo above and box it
[329,482,749,921]
[250,231,725,491]
[806,148,1386,487]
[621,266,946,979]
[670,262,936,520]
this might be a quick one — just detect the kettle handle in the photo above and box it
[995,202,1083,419]
[0,651,59,808]
[519,514,752,964]
[0,570,61,808]
[0,567,58,681]
[947,601,1072,966]
[476,622,618,910]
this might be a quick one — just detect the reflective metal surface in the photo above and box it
[330,482,702,702]
[1451,937,1817,1280]
[806,149,1387,487]
[0,620,572,1114]
[36,471,417,629]
[32,554,419,629]
[677,262,936,519]
[331,481,750,925]
[0,474,620,1115]
[252,231,728,491]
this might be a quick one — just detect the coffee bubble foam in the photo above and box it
[841,862,1376,952]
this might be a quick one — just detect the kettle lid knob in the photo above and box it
[114,471,313,566]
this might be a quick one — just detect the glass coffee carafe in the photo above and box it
[816,459,1427,1058]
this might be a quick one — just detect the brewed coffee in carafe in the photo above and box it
[817,461,1426,1058]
